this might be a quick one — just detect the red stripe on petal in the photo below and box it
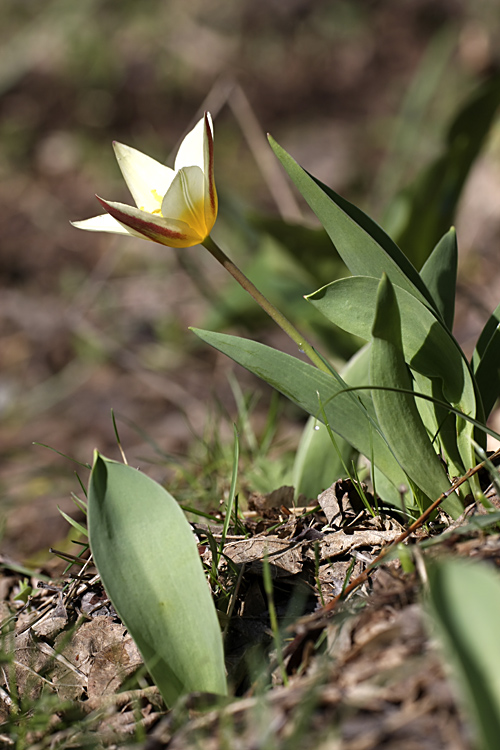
[97,196,194,246]
[204,113,217,219]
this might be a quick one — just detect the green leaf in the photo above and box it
[307,275,474,413]
[419,227,458,332]
[292,417,352,501]
[412,371,468,501]
[268,136,436,311]
[190,328,408,500]
[369,275,459,514]
[428,559,500,750]
[473,301,500,419]
[385,73,500,269]
[308,274,479,497]
[341,343,412,508]
[292,345,375,502]
[88,453,227,707]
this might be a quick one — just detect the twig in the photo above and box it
[291,448,500,632]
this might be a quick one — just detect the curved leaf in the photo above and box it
[307,275,474,413]
[308,275,477,494]
[292,417,352,501]
[268,136,436,311]
[369,275,459,514]
[428,559,500,750]
[419,227,458,331]
[292,344,406,507]
[411,371,470,504]
[473,301,500,419]
[190,328,408,499]
[88,453,227,707]
[342,344,412,507]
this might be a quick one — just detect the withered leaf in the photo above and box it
[223,536,304,576]
[87,633,142,708]
[11,630,54,701]
[248,486,297,517]
[52,617,142,704]
[311,529,400,561]
[318,479,371,526]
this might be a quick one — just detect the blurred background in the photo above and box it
[1,0,500,561]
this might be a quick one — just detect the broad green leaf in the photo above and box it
[428,559,500,750]
[371,466,407,511]
[385,73,500,270]
[292,417,352,501]
[412,371,466,472]
[419,228,458,332]
[412,371,470,503]
[308,275,479,494]
[268,136,437,312]
[342,343,410,508]
[88,453,227,707]
[307,275,474,413]
[191,328,408,501]
[339,344,382,436]
[342,341,371,386]
[292,344,406,507]
[473,301,500,419]
[369,275,460,515]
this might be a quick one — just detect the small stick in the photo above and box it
[292,448,499,631]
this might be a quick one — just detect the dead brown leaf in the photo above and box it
[52,617,142,707]
[311,528,401,561]
[223,536,305,576]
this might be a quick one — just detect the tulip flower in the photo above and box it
[72,112,217,248]
[72,115,331,377]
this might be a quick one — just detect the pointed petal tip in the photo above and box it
[95,195,116,213]
[112,140,123,153]
[112,141,137,156]
[204,111,213,134]
[112,141,127,153]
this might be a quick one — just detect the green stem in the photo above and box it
[202,235,331,375]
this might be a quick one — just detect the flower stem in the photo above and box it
[202,235,331,375]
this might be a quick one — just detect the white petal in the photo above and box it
[71,213,134,235]
[174,115,209,173]
[161,166,206,235]
[113,142,175,211]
